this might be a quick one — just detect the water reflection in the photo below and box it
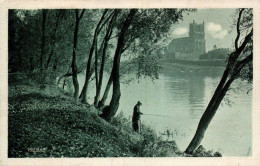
[188,74,205,118]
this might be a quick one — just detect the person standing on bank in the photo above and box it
[132,101,143,132]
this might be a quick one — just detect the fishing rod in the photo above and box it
[142,113,176,119]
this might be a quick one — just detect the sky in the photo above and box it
[170,9,237,52]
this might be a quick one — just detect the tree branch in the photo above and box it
[236,29,253,56]
[79,9,85,19]
[232,52,252,79]
[97,10,115,34]
[75,9,79,18]
[229,28,253,65]
[235,8,245,50]
[236,52,252,69]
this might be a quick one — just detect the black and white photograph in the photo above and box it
[0,0,260,166]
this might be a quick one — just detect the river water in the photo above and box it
[77,66,252,156]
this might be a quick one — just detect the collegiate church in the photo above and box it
[168,21,206,60]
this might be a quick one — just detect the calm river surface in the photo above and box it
[78,66,252,156]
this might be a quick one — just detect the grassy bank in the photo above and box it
[8,74,221,157]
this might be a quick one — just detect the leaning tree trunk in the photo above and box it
[101,9,137,121]
[81,10,108,103]
[185,64,241,154]
[185,55,252,154]
[100,67,120,121]
[94,11,117,107]
[185,77,233,154]
[185,9,253,154]
[98,73,113,108]
[81,40,96,103]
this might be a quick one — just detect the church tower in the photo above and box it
[167,20,207,60]
[189,20,206,54]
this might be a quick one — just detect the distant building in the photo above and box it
[168,21,206,60]
[199,47,231,60]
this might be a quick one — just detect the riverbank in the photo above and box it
[8,73,221,157]
[160,59,226,74]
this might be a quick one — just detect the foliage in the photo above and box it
[229,8,253,84]
[8,9,95,77]
[122,9,194,80]
[8,10,41,72]
[191,145,222,157]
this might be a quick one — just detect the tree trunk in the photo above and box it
[185,9,253,154]
[63,79,66,89]
[94,40,99,106]
[81,41,96,103]
[101,9,137,121]
[185,76,234,154]
[184,37,252,154]
[46,11,62,69]
[71,17,80,99]
[52,57,58,70]
[94,11,117,107]
[30,57,34,71]
[98,73,113,108]
[40,9,47,72]
[78,67,94,98]
[81,10,108,104]
[71,10,85,99]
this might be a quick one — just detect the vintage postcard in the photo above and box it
[0,0,259,165]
